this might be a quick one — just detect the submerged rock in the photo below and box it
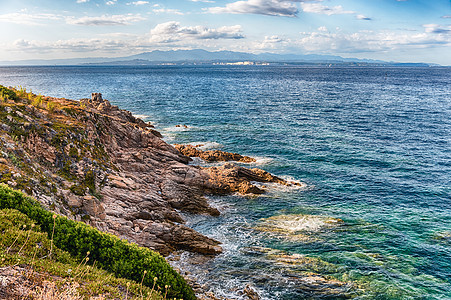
[243,285,260,300]
[255,214,344,241]
[432,231,451,244]
[240,247,354,298]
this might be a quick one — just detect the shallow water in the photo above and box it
[1,65,450,299]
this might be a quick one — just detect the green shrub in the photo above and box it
[0,184,195,300]
[32,94,44,107]
[70,184,86,196]
[47,101,58,113]
[0,208,72,264]
[0,208,166,300]
[0,85,18,101]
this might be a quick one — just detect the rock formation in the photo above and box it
[0,90,301,257]
[174,144,256,163]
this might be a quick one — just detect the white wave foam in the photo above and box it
[278,175,310,190]
[131,113,152,121]
[162,124,197,132]
[251,178,309,194]
[162,134,175,142]
[191,142,223,150]
[175,141,224,150]
[251,156,274,166]
[187,157,205,166]
[132,114,148,119]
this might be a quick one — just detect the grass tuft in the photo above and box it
[0,208,177,300]
[0,184,195,300]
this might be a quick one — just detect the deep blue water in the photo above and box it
[1,65,450,299]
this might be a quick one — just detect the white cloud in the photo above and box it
[66,14,146,26]
[9,37,149,54]
[423,24,451,34]
[206,0,366,18]
[191,0,215,2]
[127,1,149,5]
[6,23,451,63]
[13,39,32,48]
[7,22,244,55]
[149,21,244,43]
[253,35,288,50]
[106,0,117,5]
[208,0,298,17]
[152,8,184,15]
[356,14,371,20]
[76,0,89,3]
[0,12,62,25]
[300,3,354,15]
[294,27,451,54]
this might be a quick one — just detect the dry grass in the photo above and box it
[34,281,84,300]
[0,209,166,300]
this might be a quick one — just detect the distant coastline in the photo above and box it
[0,49,440,67]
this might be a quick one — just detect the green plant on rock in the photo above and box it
[68,146,79,160]
[15,86,29,99]
[0,184,196,300]
[0,208,166,300]
[8,152,22,168]
[70,184,86,196]
[47,101,58,113]
[32,94,44,108]
[0,85,18,101]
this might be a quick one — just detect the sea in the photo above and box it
[0,65,450,299]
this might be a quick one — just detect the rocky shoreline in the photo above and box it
[0,91,302,258]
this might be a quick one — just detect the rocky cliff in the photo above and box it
[0,88,299,257]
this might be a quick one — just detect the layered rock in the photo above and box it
[204,163,303,194]
[174,144,256,163]
[0,90,300,257]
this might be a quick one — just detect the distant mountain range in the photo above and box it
[0,49,434,66]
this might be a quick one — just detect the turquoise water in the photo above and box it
[1,66,450,299]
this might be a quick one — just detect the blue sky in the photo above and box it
[0,0,450,64]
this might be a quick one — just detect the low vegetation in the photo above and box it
[0,208,167,299]
[0,85,18,101]
[0,184,195,300]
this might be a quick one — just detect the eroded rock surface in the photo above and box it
[204,163,303,195]
[0,91,300,256]
[174,144,256,163]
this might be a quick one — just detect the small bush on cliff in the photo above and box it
[47,100,59,113]
[0,208,165,299]
[32,94,44,107]
[0,184,196,300]
[0,85,18,101]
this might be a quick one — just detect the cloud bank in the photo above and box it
[66,14,145,26]
[208,0,299,17]
[149,21,244,43]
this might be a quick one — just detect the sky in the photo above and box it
[0,0,450,64]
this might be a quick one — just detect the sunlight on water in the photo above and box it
[256,214,344,235]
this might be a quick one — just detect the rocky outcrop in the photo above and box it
[204,163,303,194]
[0,90,301,257]
[174,144,256,163]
